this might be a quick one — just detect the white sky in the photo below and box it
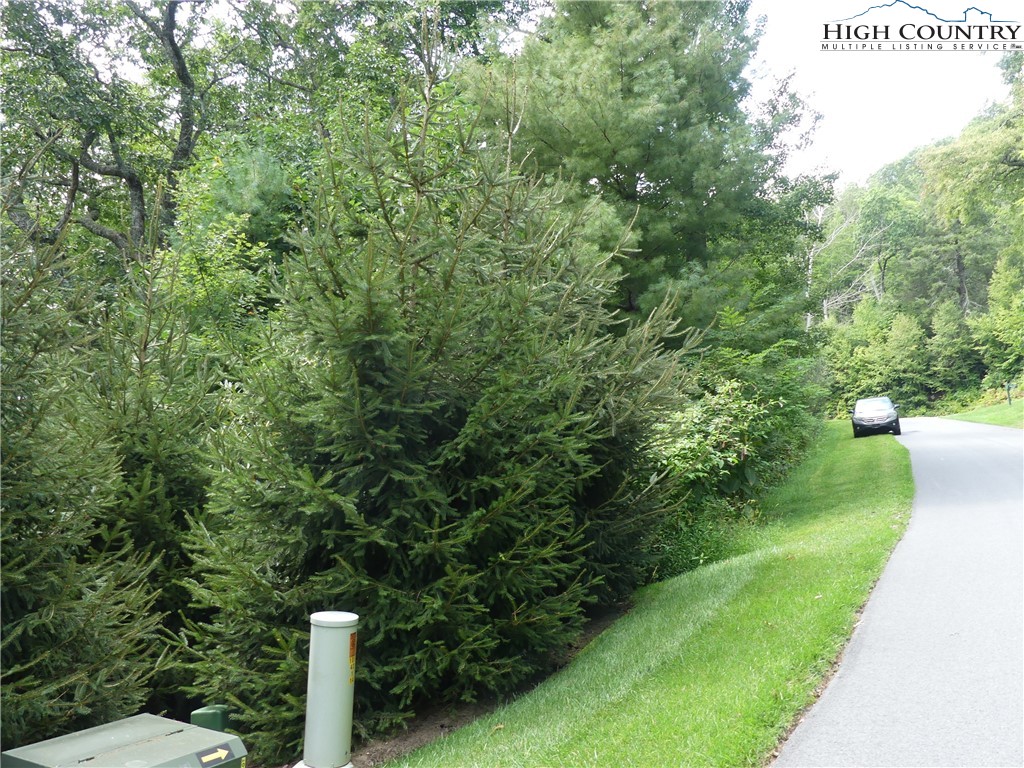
[746,0,1016,187]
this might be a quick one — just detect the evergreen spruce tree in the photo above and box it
[1,237,166,746]
[88,251,224,717]
[185,76,690,764]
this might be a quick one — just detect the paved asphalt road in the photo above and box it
[774,417,1023,768]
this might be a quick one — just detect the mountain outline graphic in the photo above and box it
[833,1,1017,23]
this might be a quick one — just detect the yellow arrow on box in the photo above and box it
[199,746,230,764]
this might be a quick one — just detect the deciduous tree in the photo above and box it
[2,0,217,260]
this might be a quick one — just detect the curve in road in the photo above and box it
[774,417,1023,768]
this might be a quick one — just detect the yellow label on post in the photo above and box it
[349,632,357,684]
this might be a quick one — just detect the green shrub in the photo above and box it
[648,496,753,579]
[650,343,823,579]
[184,83,690,765]
[650,379,765,578]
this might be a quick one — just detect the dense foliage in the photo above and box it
[182,83,695,762]
[3,0,1019,762]
[1,239,168,742]
[455,0,831,580]
[463,0,829,332]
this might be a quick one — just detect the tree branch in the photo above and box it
[79,208,130,254]
[124,0,202,235]
[1001,149,1024,169]
[2,131,83,244]
[160,1,200,171]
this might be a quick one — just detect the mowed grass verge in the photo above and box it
[386,421,914,768]
[945,398,1023,428]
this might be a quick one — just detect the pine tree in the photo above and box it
[87,250,225,717]
[184,76,690,764]
[463,0,823,331]
[1,237,167,746]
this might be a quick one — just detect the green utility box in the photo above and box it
[190,705,232,733]
[0,714,246,768]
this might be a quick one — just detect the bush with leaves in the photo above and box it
[649,379,765,577]
[184,81,690,764]
[649,341,822,579]
[1,238,167,746]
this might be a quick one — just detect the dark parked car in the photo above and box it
[850,396,901,437]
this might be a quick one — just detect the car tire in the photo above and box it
[892,420,901,436]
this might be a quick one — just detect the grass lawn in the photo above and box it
[386,422,914,767]
[945,398,1023,428]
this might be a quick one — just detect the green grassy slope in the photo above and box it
[945,399,1023,428]
[388,422,913,767]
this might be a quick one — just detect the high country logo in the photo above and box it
[821,1,1022,50]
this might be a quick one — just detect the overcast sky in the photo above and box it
[746,0,1017,187]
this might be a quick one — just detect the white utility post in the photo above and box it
[295,611,359,768]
